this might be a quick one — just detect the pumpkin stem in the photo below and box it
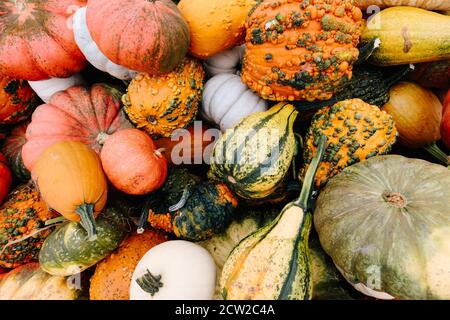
[424,142,449,167]
[382,191,407,209]
[169,187,190,212]
[96,132,109,146]
[136,269,163,296]
[76,204,98,241]
[154,148,166,158]
[295,135,327,209]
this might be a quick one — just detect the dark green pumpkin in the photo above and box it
[141,168,238,241]
[39,205,131,276]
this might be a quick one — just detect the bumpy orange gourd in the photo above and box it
[122,57,205,138]
[242,0,364,101]
[0,77,38,125]
[178,0,258,59]
[31,141,108,240]
[89,229,168,300]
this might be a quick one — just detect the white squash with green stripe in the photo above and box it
[219,136,327,300]
[209,102,298,200]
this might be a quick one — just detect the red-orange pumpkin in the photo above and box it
[0,77,38,125]
[441,90,450,148]
[0,0,88,81]
[100,129,168,195]
[86,0,190,75]
[0,153,12,205]
[1,121,30,182]
[22,84,132,172]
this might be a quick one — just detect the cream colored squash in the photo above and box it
[28,74,85,103]
[203,45,245,77]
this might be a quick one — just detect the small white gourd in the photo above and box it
[28,74,85,103]
[203,46,245,77]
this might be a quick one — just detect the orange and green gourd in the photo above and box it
[301,98,398,188]
[122,57,205,138]
[241,0,364,101]
[0,184,56,269]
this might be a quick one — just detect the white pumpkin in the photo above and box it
[201,74,268,132]
[130,240,216,300]
[203,45,245,77]
[72,7,137,81]
[28,74,85,103]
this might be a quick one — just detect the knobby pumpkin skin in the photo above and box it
[31,141,108,240]
[301,99,398,188]
[39,205,130,277]
[86,0,189,75]
[0,153,12,205]
[0,0,87,80]
[100,129,168,195]
[90,229,168,300]
[178,0,258,59]
[22,84,132,172]
[123,58,205,138]
[315,155,450,300]
[241,0,364,101]
[1,121,30,181]
[0,77,39,125]
[0,184,56,269]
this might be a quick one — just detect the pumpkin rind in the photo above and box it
[241,0,364,101]
[39,205,130,276]
[89,229,168,300]
[0,184,56,269]
[301,99,398,188]
[0,0,87,80]
[123,58,205,138]
[1,121,31,181]
[0,77,39,125]
[314,155,450,300]
[209,102,298,199]
[22,83,132,172]
[86,0,189,75]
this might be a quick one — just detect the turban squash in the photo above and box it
[22,84,132,172]
[0,0,87,80]
[241,0,364,101]
[123,58,205,138]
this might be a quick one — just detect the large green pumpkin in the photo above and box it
[314,155,450,300]
[39,205,130,276]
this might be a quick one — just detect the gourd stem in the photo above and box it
[169,187,190,212]
[137,203,150,234]
[384,64,414,88]
[136,269,163,296]
[355,38,381,65]
[76,204,97,241]
[295,135,327,209]
[424,142,449,167]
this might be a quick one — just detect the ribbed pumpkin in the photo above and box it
[315,155,450,300]
[0,184,56,269]
[241,0,364,101]
[22,84,132,172]
[0,77,38,125]
[1,121,30,181]
[0,0,87,80]
[86,0,189,75]
[123,58,205,138]
[0,153,12,205]
[209,102,298,199]
[178,0,257,59]
[31,141,108,240]
[301,99,398,188]
[143,168,238,241]
[90,229,168,300]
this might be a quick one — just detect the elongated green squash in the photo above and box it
[209,102,298,200]
[39,205,130,276]
[361,7,450,66]
[219,135,327,300]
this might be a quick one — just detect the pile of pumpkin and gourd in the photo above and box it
[0,0,449,301]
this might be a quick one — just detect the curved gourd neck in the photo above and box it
[294,135,327,209]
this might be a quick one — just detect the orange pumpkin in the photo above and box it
[89,229,168,300]
[122,57,205,138]
[155,124,215,165]
[0,153,12,205]
[100,129,168,195]
[31,141,108,240]
[86,0,189,75]
[241,0,364,101]
[178,0,258,59]
[0,0,87,80]
[0,77,38,125]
